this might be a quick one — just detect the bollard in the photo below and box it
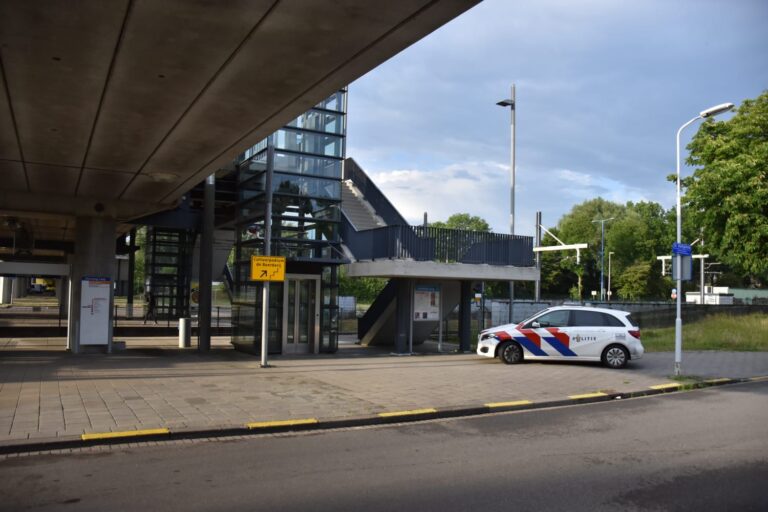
[179,318,191,348]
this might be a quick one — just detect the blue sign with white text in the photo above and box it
[672,242,692,256]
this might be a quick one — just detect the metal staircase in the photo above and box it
[144,228,195,320]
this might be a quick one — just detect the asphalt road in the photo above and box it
[1,381,766,512]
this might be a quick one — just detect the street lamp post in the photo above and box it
[497,85,516,322]
[591,218,614,301]
[608,251,614,302]
[674,102,734,376]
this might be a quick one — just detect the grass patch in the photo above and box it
[642,313,768,352]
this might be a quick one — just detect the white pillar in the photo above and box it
[0,277,12,304]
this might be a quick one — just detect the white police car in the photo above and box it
[477,306,644,369]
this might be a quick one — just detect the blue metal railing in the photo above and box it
[343,224,534,267]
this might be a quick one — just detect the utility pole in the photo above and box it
[496,85,516,322]
[591,218,614,301]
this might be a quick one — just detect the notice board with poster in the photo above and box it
[80,277,111,345]
[414,285,441,321]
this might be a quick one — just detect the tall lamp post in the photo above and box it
[674,102,734,376]
[607,251,614,302]
[497,84,516,322]
[591,218,614,301]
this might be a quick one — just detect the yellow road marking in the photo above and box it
[650,383,683,390]
[81,428,169,441]
[749,375,768,382]
[485,400,533,408]
[569,392,608,400]
[704,378,731,384]
[246,418,318,429]
[378,408,438,418]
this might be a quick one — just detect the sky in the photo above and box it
[345,0,768,236]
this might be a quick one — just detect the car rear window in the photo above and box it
[569,310,625,327]
[570,310,605,327]
[602,313,625,327]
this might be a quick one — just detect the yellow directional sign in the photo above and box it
[250,256,286,282]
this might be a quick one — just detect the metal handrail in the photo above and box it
[343,224,534,267]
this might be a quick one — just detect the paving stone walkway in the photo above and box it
[1,336,767,447]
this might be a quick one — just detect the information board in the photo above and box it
[250,256,287,282]
[414,285,440,321]
[80,277,111,346]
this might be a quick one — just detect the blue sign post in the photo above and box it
[671,243,693,281]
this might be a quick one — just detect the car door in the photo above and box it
[568,310,608,358]
[520,309,574,359]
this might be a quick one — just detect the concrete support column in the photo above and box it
[56,278,68,321]
[68,216,117,354]
[0,277,12,304]
[198,174,215,352]
[458,280,472,352]
[127,227,136,318]
[394,278,412,354]
[12,277,26,299]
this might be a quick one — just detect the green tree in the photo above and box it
[685,91,768,281]
[616,261,653,300]
[550,198,625,297]
[607,201,673,299]
[430,213,490,232]
[338,266,387,304]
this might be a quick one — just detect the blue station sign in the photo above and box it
[672,242,692,256]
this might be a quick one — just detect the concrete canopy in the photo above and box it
[0,0,481,257]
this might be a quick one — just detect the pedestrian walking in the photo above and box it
[143,290,157,324]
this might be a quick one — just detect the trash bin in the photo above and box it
[179,318,191,348]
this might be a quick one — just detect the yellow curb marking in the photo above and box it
[81,428,169,441]
[704,378,731,384]
[379,408,438,418]
[650,383,683,390]
[569,392,608,400]
[246,418,318,429]
[749,375,768,382]
[485,400,533,408]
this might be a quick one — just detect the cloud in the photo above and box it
[346,0,768,232]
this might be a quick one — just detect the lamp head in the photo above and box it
[496,99,514,108]
[700,103,734,118]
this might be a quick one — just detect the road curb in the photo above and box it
[1,375,763,456]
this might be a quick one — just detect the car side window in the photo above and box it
[528,310,569,328]
[602,313,625,327]
[570,310,606,327]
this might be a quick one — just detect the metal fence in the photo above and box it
[343,224,535,267]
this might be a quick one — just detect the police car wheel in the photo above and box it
[499,341,523,365]
[602,344,629,369]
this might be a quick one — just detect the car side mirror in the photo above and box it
[531,321,540,328]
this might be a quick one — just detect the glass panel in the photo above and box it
[314,90,346,112]
[238,150,268,183]
[272,173,341,200]
[273,197,339,221]
[274,129,343,158]
[286,280,296,345]
[298,281,311,345]
[602,313,624,327]
[570,310,606,327]
[285,110,345,135]
[529,310,569,328]
[273,152,342,178]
